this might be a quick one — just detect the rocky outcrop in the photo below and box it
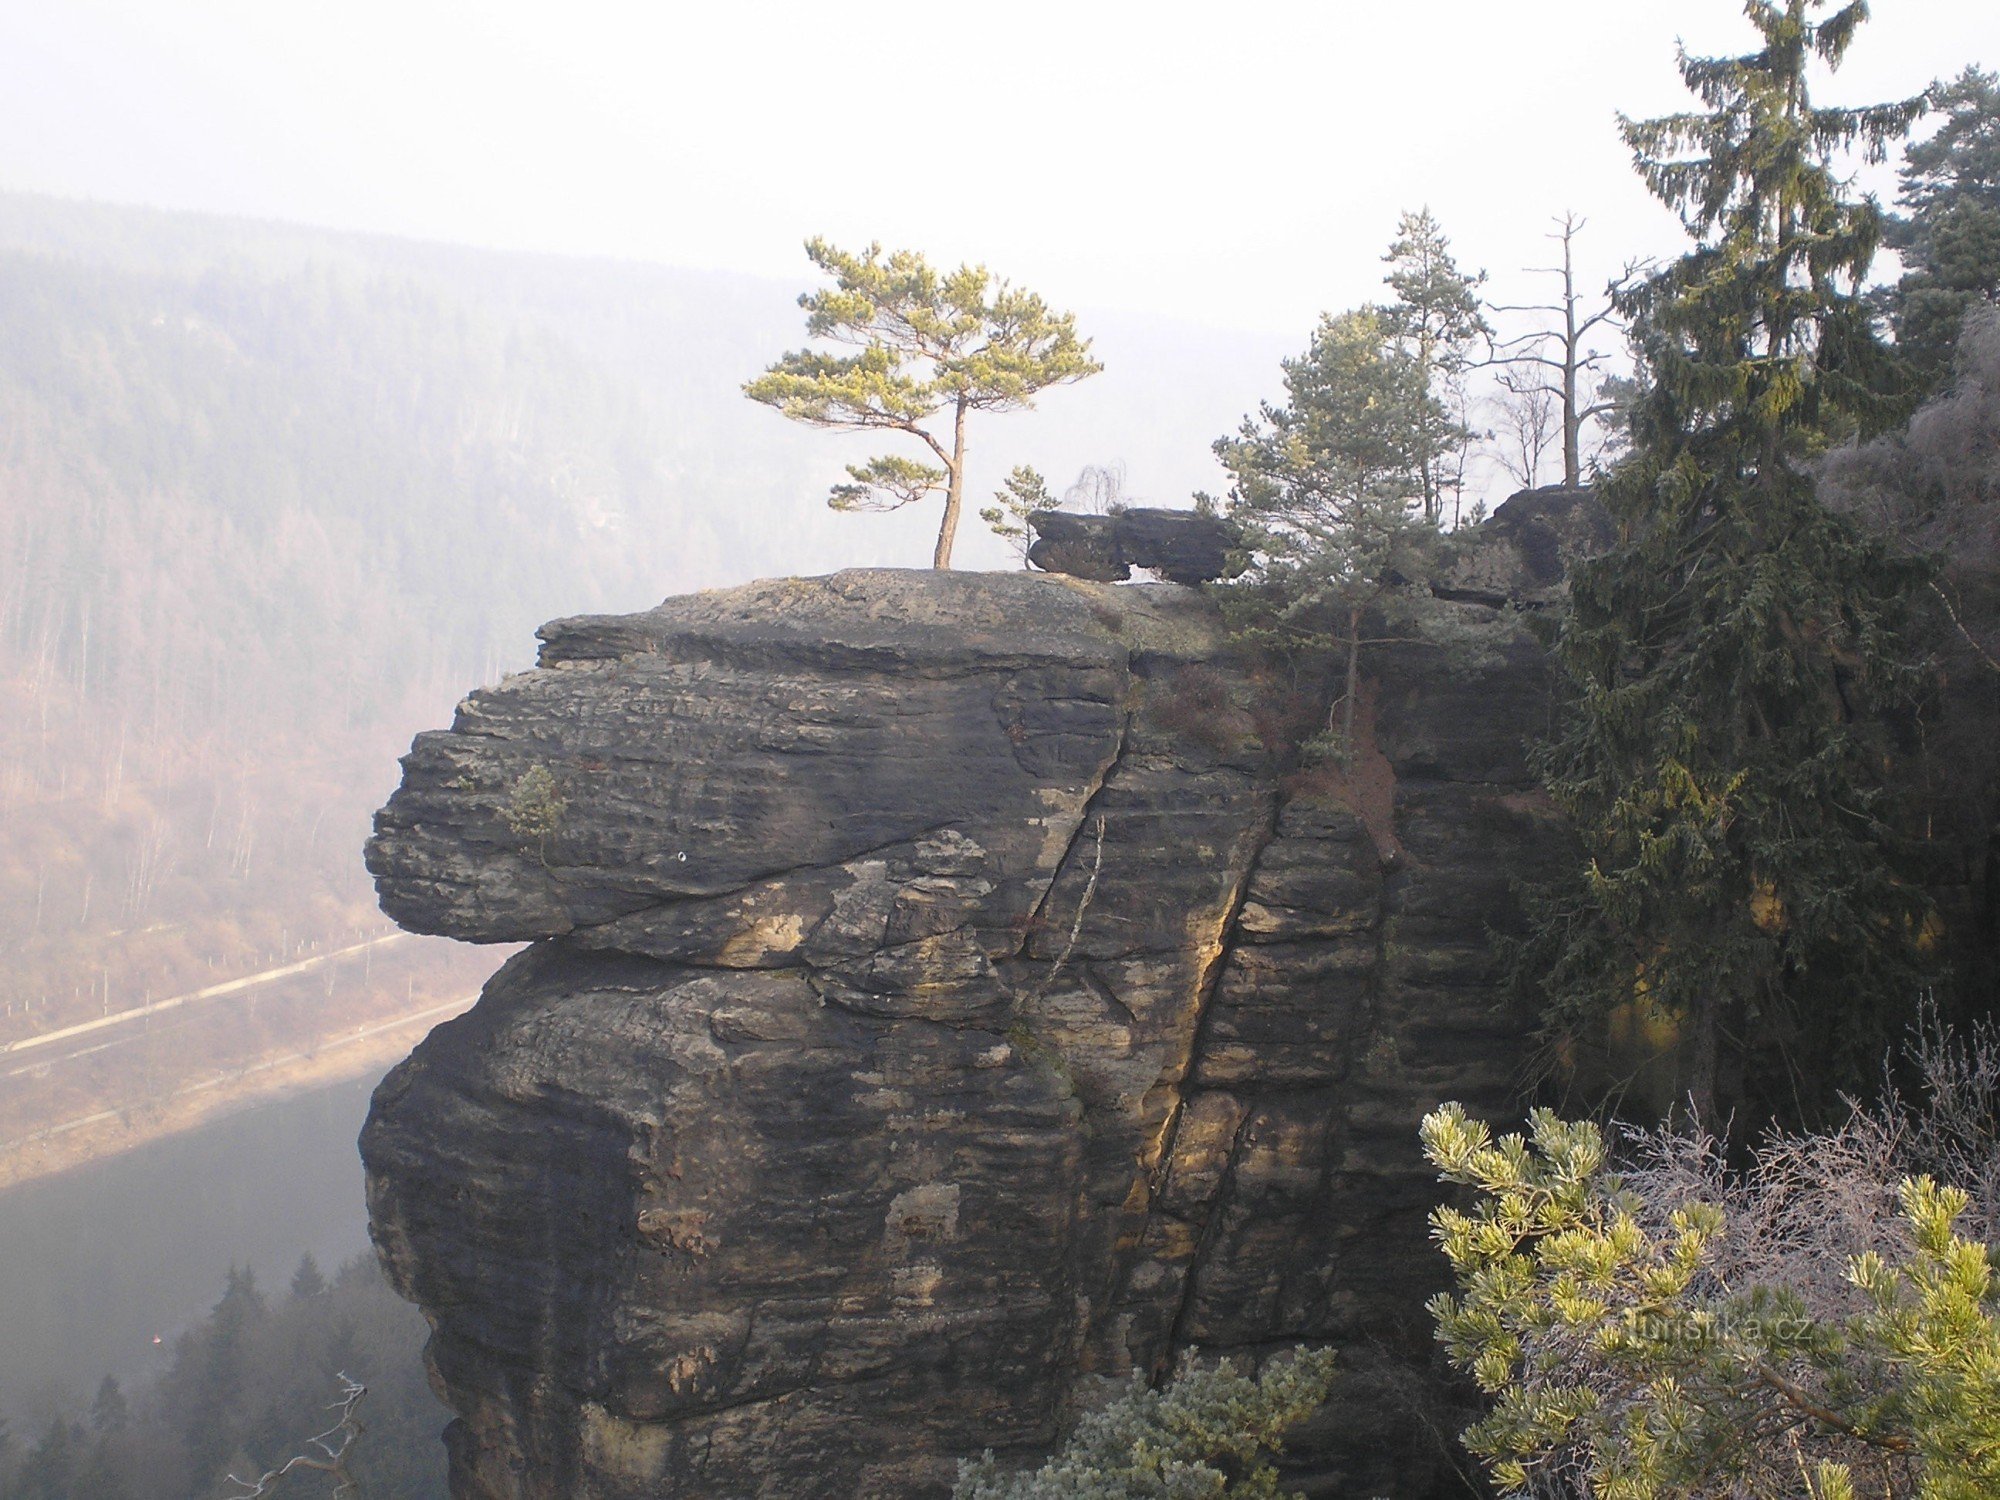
[1437,485,1614,608]
[362,563,1569,1499]
[1026,506,1239,585]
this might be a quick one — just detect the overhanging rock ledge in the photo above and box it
[361,561,1569,1499]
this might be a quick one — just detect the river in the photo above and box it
[0,1072,383,1418]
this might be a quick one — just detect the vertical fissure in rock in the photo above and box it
[1142,788,1286,1362]
[1149,780,1285,1165]
[1010,705,1134,964]
[1161,1090,1259,1361]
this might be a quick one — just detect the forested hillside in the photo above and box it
[0,200,853,1171]
[0,217,704,1169]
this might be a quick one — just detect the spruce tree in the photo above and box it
[11,1420,80,1500]
[88,1376,129,1435]
[288,1252,327,1301]
[179,1266,267,1480]
[1521,0,1935,1121]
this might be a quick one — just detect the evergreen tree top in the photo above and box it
[1897,66,2000,221]
[89,1375,129,1434]
[1618,1,1921,268]
[1380,207,1489,356]
[1615,0,1926,460]
[744,238,1101,566]
[751,239,1101,422]
[288,1252,327,1301]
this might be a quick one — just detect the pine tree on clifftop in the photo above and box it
[746,240,1101,569]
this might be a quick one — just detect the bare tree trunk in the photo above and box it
[1686,991,1719,1123]
[1561,223,1583,489]
[1341,609,1362,751]
[933,399,971,569]
[1487,215,1624,491]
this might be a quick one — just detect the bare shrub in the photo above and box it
[1618,998,2000,1303]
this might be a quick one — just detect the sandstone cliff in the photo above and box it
[361,557,1569,1498]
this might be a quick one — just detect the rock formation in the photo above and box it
[362,547,1572,1498]
[1435,485,1616,608]
[1025,506,1239,585]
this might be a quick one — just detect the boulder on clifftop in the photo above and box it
[1026,506,1239,585]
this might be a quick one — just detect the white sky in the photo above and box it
[2,0,1993,339]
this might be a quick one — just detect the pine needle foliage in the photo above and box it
[1421,1102,2000,1500]
[1215,306,1482,758]
[953,1350,1338,1500]
[981,464,1058,563]
[1886,66,2000,390]
[744,240,1101,568]
[1516,0,1940,1119]
[1380,209,1491,526]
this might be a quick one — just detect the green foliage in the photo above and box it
[1422,1102,2000,1499]
[502,764,566,863]
[1215,306,1494,758]
[1887,66,2000,388]
[745,239,1101,567]
[1517,0,1938,1117]
[981,464,1058,562]
[833,451,948,511]
[1380,209,1490,525]
[953,1350,1337,1499]
[1850,1179,2000,1496]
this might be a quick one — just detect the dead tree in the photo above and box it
[1492,367,1561,488]
[1484,214,1635,488]
[222,1376,367,1500]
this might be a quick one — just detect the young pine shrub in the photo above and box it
[953,1349,1337,1500]
[1420,1009,2000,1499]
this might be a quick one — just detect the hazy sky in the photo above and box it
[1,1,1992,336]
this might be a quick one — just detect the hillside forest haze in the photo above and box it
[1,2,1998,1498]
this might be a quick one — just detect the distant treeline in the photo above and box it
[0,1254,444,1500]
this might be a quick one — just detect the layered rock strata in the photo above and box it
[362,564,1565,1499]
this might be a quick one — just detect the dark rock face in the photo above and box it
[1026,507,1240,585]
[362,566,1566,1500]
[1438,485,1613,608]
